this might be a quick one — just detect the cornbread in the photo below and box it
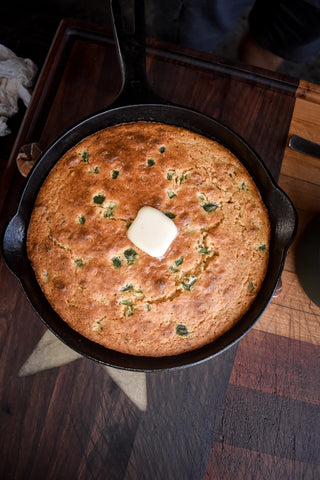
[27,121,270,357]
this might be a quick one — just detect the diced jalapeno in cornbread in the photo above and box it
[103,202,116,218]
[112,257,122,269]
[88,166,99,174]
[177,173,189,185]
[166,170,174,180]
[93,193,105,205]
[125,305,135,316]
[121,299,132,305]
[175,324,189,336]
[182,277,197,290]
[124,248,137,265]
[175,256,184,267]
[202,202,218,212]
[167,190,177,199]
[111,170,119,179]
[120,284,134,292]
[74,258,85,267]
[81,150,91,163]
[163,211,176,219]
[198,245,210,255]
[170,266,179,273]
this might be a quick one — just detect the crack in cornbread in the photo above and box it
[27,122,270,356]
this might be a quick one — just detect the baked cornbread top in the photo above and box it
[27,121,270,357]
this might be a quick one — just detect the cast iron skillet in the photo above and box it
[2,0,297,371]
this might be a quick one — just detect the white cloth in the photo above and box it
[0,45,37,136]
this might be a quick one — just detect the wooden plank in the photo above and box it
[281,95,320,185]
[281,94,320,185]
[280,147,320,185]
[230,329,320,405]
[289,117,320,142]
[281,86,320,186]
[40,39,121,147]
[271,270,320,316]
[253,302,320,345]
[205,443,320,480]
[292,97,320,126]
[213,385,320,464]
[1,361,142,480]
[0,259,47,387]
[124,346,238,480]
[296,80,320,104]
[278,174,320,214]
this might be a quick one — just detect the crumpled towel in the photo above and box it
[0,45,37,136]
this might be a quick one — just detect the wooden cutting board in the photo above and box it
[1,19,319,480]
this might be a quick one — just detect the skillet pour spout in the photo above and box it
[1,0,297,371]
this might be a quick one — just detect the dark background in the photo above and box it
[1,0,320,81]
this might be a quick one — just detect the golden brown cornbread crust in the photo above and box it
[27,122,270,357]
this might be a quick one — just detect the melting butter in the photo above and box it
[127,206,178,258]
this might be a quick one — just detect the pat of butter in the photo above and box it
[127,206,178,258]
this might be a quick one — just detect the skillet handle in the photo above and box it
[16,142,43,177]
[109,0,165,107]
[2,214,27,278]
[270,186,298,251]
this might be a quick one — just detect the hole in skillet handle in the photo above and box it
[16,143,43,177]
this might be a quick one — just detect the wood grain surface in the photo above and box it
[1,20,319,480]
